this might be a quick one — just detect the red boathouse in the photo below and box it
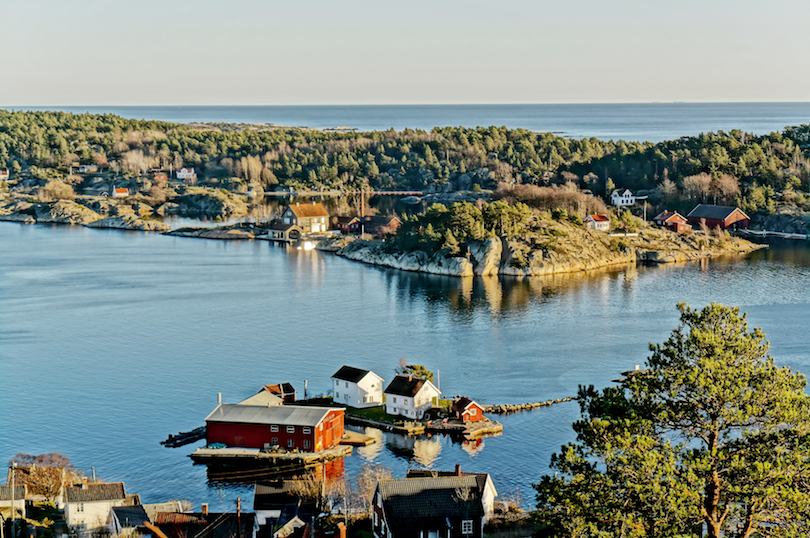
[686,204,749,230]
[205,404,344,452]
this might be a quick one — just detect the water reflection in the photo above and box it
[384,432,444,467]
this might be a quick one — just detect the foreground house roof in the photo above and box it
[205,404,339,427]
[64,482,126,503]
[376,476,483,531]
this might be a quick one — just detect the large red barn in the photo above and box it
[686,204,749,230]
[205,404,344,452]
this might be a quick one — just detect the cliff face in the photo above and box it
[335,220,763,278]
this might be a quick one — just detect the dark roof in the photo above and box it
[0,485,26,501]
[332,365,372,383]
[405,470,490,493]
[377,476,483,531]
[336,216,358,225]
[384,375,425,397]
[268,223,301,232]
[286,203,329,218]
[265,383,296,396]
[451,397,481,413]
[687,204,748,221]
[111,505,150,527]
[64,482,126,503]
[154,512,255,538]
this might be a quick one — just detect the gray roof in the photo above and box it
[332,365,378,383]
[64,482,126,503]
[377,476,483,531]
[112,505,150,527]
[687,204,748,221]
[0,485,26,501]
[205,404,339,427]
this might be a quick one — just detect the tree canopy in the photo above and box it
[535,303,810,538]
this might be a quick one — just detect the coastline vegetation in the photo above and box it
[1,110,810,220]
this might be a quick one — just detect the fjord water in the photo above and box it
[13,102,810,142]
[3,222,810,509]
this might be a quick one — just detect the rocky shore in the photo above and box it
[330,221,764,278]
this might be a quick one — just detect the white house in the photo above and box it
[0,169,9,181]
[177,167,197,181]
[0,485,27,520]
[281,202,329,234]
[583,214,610,231]
[383,375,440,419]
[331,365,384,408]
[111,186,129,198]
[610,189,638,207]
[63,480,126,535]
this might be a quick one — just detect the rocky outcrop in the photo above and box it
[338,241,474,276]
[35,200,102,225]
[173,188,248,218]
[165,227,255,240]
[87,214,170,232]
[750,207,810,235]
[467,238,502,275]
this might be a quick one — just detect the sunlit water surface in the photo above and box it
[2,223,810,509]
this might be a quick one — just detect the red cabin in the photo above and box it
[450,397,485,423]
[686,204,749,230]
[652,210,692,233]
[205,404,344,452]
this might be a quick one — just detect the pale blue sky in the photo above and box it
[1,0,808,105]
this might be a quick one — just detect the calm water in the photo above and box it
[8,103,810,142]
[2,223,810,510]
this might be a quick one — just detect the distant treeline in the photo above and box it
[2,109,809,215]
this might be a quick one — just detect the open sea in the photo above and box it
[8,102,810,142]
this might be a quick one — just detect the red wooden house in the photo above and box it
[205,404,344,452]
[652,210,692,233]
[686,204,749,230]
[450,397,485,422]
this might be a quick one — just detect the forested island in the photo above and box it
[0,109,805,261]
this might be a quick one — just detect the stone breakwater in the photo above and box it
[482,397,577,415]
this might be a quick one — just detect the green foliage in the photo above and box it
[2,110,809,216]
[396,363,435,383]
[535,303,810,538]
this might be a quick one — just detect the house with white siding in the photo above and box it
[331,365,384,408]
[63,479,126,535]
[383,375,440,419]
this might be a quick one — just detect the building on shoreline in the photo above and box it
[282,203,330,234]
[332,366,385,408]
[383,375,440,419]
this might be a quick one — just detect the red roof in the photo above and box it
[113,188,128,194]
[587,214,610,222]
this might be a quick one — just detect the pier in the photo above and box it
[189,444,352,471]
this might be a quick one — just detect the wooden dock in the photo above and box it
[339,430,377,446]
[189,444,352,469]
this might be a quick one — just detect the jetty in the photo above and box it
[189,444,352,472]
[161,426,206,447]
[482,397,576,415]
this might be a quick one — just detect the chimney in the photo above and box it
[455,464,461,476]
[337,522,347,538]
[218,392,222,404]
[237,497,241,515]
[81,477,88,489]
[408,375,412,382]
[201,503,208,516]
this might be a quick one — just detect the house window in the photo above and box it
[303,440,310,449]
[462,520,473,534]
[287,426,295,433]
[77,503,84,512]
[271,425,279,432]
[303,427,311,434]
[336,392,339,398]
[470,408,477,415]
[287,439,295,448]
[392,397,397,403]
[345,382,348,388]
[271,437,278,445]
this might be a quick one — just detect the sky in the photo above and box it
[1,0,809,106]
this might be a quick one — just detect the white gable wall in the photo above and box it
[333,372,384,408]
[384,381,441,419]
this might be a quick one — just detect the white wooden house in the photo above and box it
[383,375,440,419]
[63,480,126,535]
[177,168,197,181]
[583,214,610,231]
[331,366,384,408]
[281,203,329,234]
[610,189,638,207]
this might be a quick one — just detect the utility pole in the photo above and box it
[10,462,16,537]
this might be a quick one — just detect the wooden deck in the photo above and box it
[189,444,352,469]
